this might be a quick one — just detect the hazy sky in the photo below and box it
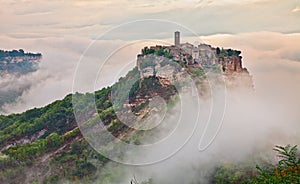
[1,0,300,39]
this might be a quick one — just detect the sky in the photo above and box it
[1,0,300,39]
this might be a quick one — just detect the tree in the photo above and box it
[141,47,148,55]
[18,49,24,55]
[273,145,299,166]
[216,47,220,55]
[253,144,300,183]
[155,48,164,56]
[234,50,241,56]
[227,49,233,56]
[46,133,62,148]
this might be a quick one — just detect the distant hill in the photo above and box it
[0,49,41,76]
[0,49,42,112]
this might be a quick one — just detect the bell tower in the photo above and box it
[174,31,180,47]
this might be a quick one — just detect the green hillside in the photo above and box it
[0,64,180,183]
[0,67,138,183]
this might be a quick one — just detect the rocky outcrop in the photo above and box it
[137,45,253,92]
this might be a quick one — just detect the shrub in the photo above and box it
[252,145,300,183]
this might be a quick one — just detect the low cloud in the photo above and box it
[92,75,300,183]
[292,6,300,13]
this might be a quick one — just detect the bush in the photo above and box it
[252,145,300,183]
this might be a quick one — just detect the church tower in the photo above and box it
[174,31,180,47]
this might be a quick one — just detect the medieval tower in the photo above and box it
[174,31,180,47]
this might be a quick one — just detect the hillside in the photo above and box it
[0,44,255,183]
[0,63,181,183]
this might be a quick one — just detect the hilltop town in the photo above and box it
[136,31,253,89]
[138,31,248,72]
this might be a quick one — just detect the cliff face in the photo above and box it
[217,54,253,89]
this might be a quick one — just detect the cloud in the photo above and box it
[292,6,300,13]
[1,0,300,40]
[0,35,88,113]
[201,32,300,113]
[0,70,51,113]
[117,89,300,183]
